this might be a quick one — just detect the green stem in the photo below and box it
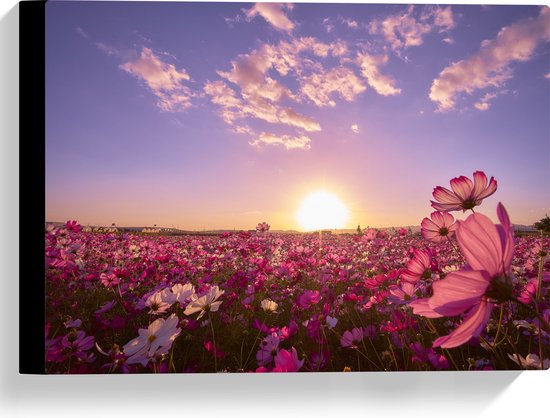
[536,251,544,302]
[494,303,505,346]
[386,335,399,371]
[208,312,218,372]
[242,313,268,370]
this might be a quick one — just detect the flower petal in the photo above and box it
[456,213,503,277]
[450,176,474,201]
[432,299,493,348]
[409,298,444,318]
[428,270,491,316]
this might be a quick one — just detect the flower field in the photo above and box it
[45,172,550,373]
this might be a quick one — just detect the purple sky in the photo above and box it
[45,2,550,230]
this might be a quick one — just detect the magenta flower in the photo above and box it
[421,211,458,243]
[410,203,514,348]
[272,347,304,372]
[410,342,449,370]
[431,171,497,212]
[401,249,432,283]
[204,340,226,359]
[278,320,298,340]
[100,272,120,288]
[65,220,82,232]
[298,290,321,308]
[256,222,270,233]
[388,281,420,304]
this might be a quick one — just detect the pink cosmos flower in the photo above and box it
[517,279,538,304]
[272,347,304,372]
[278,320,298,340]
[256,222,270,233]
[204,340,226,359]
[401,249,432,283]
[421,211,458,243]
[100,272,120,288]
[388,281,420,304]
[298,290,321,308]
[431,171,497,212]
[410,342,449,370]
[340,327,364,348]
[65,220,82,232]
[410,203,514,348]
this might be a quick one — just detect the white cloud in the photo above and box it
[351,124,359,133]
[75,27,89,39]
[204,79,320,132]
[300,67,367,107]
[95,42,120,56]
[204,80,241,108]
[432,6,455,32]
[278,108,321,132]
[545,72,550,79]
[322,17,334,33]
[207,37,364,141]
[473,101,489,111]
[369,5,456,51]
[244,3,295,33]
[473,91,507,112]
[343,18,359,29]
[442,37,454,45]
[250,132,311,150]
[119,47,193,112]
[356,52,401,96]
[330,40,349,57]
[232,125,255,136]
[430,7,550,111]
[370,5,431,50]
[208,35,398,150]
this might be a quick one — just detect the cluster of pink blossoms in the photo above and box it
[44,175,549,372]
[413,171,515,348]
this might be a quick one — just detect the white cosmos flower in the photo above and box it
[145,291,172,315]
[159,287,177,304]
[260,298,278,313]
[171,283,195,304]
[326,315,338,329]
[123,314,181,366]
[184,285,224,319]
[508,353,550,370]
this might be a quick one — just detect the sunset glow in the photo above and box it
[296,191,350,231]
[45,3,550,229]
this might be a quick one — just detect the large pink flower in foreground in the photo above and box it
[421,211,457,243]
[431,171,497,212]
[410,203,514,348]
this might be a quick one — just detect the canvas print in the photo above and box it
[43,1,550,373]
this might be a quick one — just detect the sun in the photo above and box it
[296,191,350,231]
